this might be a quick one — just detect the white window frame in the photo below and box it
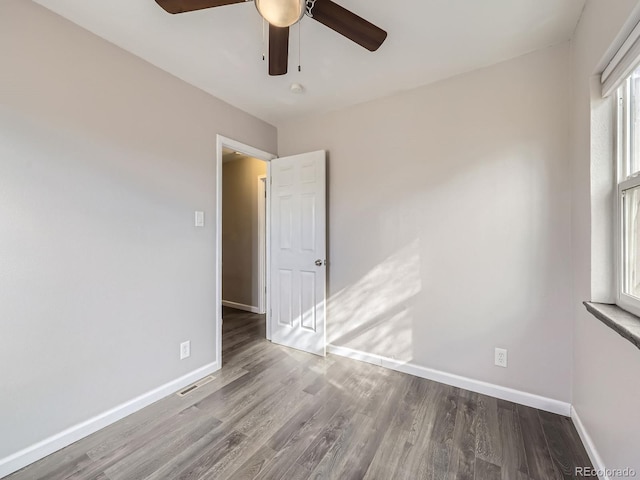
[616,76,640,317]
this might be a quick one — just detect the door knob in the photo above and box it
[315,259,323,266]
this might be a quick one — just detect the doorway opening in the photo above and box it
[221,149,266,314]
[216,136,276,367]
[216,136,328,366]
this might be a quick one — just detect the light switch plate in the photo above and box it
[195,211,205,227]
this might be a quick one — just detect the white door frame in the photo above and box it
[216,135,277,367]
[257,175,267,315]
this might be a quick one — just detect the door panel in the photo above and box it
[301,194,316,251]
[300,270,317,332]
[270,151,326,356]
[279,195,293,250]
[277,269,293,327]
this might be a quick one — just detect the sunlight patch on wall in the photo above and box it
[327,240,421,362]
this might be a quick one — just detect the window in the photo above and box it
[617,66,640,316]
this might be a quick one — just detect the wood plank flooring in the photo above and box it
[7,308,593,479]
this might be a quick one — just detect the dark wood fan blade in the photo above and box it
[310,0,387,51]
[155,0,245,14]
[269,25,289,76]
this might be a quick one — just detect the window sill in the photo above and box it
[583,302,640,350]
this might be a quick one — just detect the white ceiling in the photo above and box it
[33,0,585,126]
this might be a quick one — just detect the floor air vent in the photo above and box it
[177,375,214,397]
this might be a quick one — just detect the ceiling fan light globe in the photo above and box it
[255,0,305,28]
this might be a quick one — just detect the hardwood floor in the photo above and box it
[8,308,593,479]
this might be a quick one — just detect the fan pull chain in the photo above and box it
[298,21,302,72]
[262,19,266,61]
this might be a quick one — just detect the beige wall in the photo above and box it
[0,0,276,463]
[279,43,573,403]
[222,156,267,308]
[571,0,640,473]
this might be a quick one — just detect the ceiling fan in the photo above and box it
[154,0,387,76]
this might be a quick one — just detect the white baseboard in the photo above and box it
[0,361,220,479]
[571,406,609,480]
[327,345,571,416]
[222,300,261,314]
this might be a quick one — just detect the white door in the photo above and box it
[270,150,326,356]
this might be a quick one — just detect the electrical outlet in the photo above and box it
[180,341,191,360]
[495,348,508,368]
